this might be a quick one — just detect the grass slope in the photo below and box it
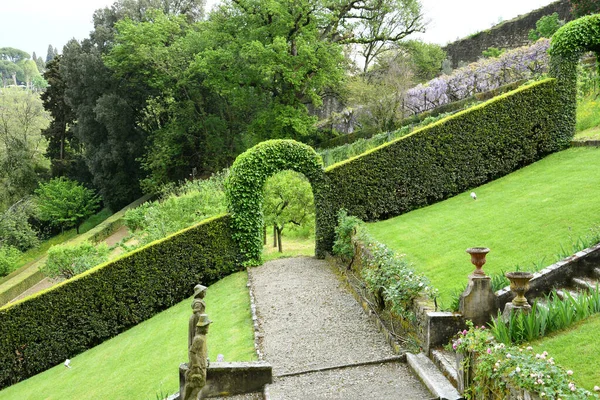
[0,271,255,400]
[368,147,600,306]
[532,313,600,391]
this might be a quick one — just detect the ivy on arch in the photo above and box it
[549,14,600,142]
[225,139,329,265]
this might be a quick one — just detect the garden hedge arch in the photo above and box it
[549,14,600,141]
[226,139,330,265]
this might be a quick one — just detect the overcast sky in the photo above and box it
[1,0,556,60]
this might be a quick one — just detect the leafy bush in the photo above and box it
[452,322,599,399]
[528,12,564,42]
[0,246,21,277]
[0,214,240,389]
[0,198,39,251]
[332,209,363,261]
[333,210,436,320]
[124,170,228,246]
[41,242,110,279]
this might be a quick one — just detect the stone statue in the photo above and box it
[183,314,211,400]
[188,284,207,351]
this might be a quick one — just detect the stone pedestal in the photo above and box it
[502,302,532,321]
[459,275,498,327]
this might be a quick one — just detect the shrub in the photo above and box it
[320,78,567,252]
[0,214,240,389]
[0,198,39,251]
[0,246,21,277]
[452,322,599,399]
[333,210,436,320]
[41,242,110,279]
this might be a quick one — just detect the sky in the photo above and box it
[1,0,557,60]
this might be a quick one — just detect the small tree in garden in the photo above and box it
[0,245,21,277]
[263,170,314,253]
[528,12,564,42]
[35,177,101,234]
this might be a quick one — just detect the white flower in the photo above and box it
[567,370,573,376]
[515,367,521,373]
[594,386,600,392]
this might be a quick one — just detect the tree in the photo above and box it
[263,170,314,252]
[0,197,39,251]
[400,40,446,82]
[35,177,101,234]
[46,45,55,63]
[0,88,50,210]
[569,0,600,18]
[41,241,109,279]
[355,0,426,73]
[0,47,30,63]
[528,12,564,42]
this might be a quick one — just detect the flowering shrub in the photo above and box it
[452,322,600,399]
[404,39,550,115]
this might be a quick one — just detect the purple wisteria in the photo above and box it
[404,39,551,115]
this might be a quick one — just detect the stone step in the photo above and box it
[406,352,463,400]
[431,349,458,389]
[572,277,596,292]
[593,268,600,280]
[555,289,579,301]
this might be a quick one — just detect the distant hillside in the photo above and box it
[443,0,571,68]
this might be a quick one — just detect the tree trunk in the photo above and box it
[263,224,267,245]
[273,224,278,248]
[276,226,283,253]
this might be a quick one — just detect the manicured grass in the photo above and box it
[0,271,256,400]
[576,95,600,133]
[367,147,600,307]
[262,235,315,262]
[531,313,600,391]
[574,125,600,141]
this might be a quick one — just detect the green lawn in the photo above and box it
[0,271,255,400]
[531,313,600,391]
[367,147,600,307]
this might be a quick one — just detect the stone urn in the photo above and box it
[466,247,490,276]
[505,271,534,307]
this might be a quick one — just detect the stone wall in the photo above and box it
[443,0,572,68]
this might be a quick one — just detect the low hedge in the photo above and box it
[319,78,568,251]
[0,214,241,389]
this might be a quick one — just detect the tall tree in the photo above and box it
[46,45,55,63]
[0,88,50,210]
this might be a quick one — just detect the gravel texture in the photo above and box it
[268,363,432,400]
[249,257,431,399]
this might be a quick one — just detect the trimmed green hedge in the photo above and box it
[549,14,600,144]
[0,214,240,389]
[319,78,568,251]
[225,140,327,264]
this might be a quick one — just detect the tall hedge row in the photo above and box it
[319,78,568,251]
[0,214,241,389]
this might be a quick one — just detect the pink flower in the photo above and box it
[487,348,492,354]
[462,330,468,335]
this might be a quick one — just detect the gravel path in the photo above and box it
[249,257,431,399]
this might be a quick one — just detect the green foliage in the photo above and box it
[401,40,446,82]
[481,47,505,58]
[0,198,39,251]
[333,209,436,319]
[35,177,101,234]
[528,12,564,42]
[263,170,314,252]
[124,170,227,246]
[451,322,599,399]
[332,209,363,261]
[0,246,21,277]
[0,214,241,389]
[549,15,600,141]
[489,288,600,345]
[41,242,109,279]
[0,88,50,211]
[226,140,326,264]
[570,0,600,18]
[321,79,567,253]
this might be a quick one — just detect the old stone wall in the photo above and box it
[443,0,572,68]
